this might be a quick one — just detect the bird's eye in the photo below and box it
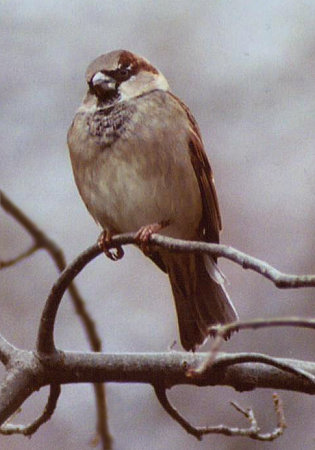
[116,67,130,81]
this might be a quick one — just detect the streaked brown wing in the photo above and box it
[169,93,222,244]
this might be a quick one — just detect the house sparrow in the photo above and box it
[68,49,238,351]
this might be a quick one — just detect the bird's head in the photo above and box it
[84,49,169,106]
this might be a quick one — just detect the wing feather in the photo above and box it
[169,93,222,243]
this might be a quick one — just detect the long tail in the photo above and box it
[164,253,238,351]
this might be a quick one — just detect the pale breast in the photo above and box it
[68,91,203,239]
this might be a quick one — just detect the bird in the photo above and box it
[67,49,238,351]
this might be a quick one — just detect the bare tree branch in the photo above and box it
[154,385,286,441]
[0,349,37,425]
[36,244,101,354]
[93,383,111,449]
[192,317,315,375]
[47,351,315,393]
[46,230,315,290]
[0,349,314,430]
[190,348,315,384]
[0,190,102,352]
[211,317,315,335]
[3,190,315,444]
[0,244,39,269]
[35,232,315,359]
[0,191,111,449]
[136,234,315,288]
[0,384,61,436]
[229,393,286,441]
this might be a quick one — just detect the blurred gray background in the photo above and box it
[1,1,315,449]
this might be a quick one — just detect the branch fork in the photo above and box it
[2,190,315,446]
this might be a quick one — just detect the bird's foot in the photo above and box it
[135,220,169,255]
[98,230,124,261]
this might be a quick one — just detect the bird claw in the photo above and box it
[135,221,169,255]
[98,231,124,261]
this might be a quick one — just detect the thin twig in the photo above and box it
[104,233,315,288]
[230,393,287,440]
[0,384,61,436]
[273,393,286,432]
[210,317,315,335]
[0,191,102,352]
[218,353,315,383]
[35,233,315,356]
[36,244,101,354]
[192,317,315,378]
[154,384,286,441]
[42,230,315,289]
[154,384,203,440]
[92,383,112,449]
[187,333,224,376]
[1,191,111,449]
[0,244,39,269]
[148,234,315,288]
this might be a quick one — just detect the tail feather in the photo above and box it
[165,253,238,351]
